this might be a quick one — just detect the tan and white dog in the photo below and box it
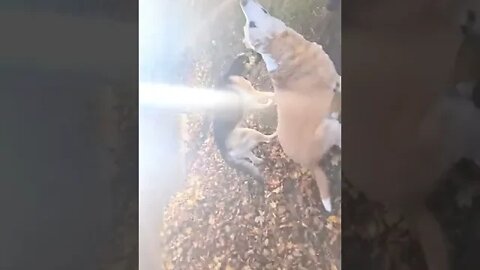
[240,0,342,212]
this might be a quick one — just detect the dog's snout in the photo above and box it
[240,0,249,6]
[249,21,257,28]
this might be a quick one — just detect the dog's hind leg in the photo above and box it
[245,151,264,165]
[249,98,274,110]
[312,166,332,212]
[227,152,266,198]
[309,118,342,212]
[233,127,277,144]
[251,90,275,100]
[227,127,277,164]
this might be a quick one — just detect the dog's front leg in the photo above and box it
[253,90,275,100]
[229,76,275,106]
[248,98,274,110]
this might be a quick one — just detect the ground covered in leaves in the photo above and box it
[161,109,341,270]
[160,105,480,270]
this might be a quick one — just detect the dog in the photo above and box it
[343,1,477,270]
[240,0,342,212]
[212,51,277,191]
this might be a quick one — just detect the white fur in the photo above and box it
[261,53,278,72]
[240,0,287,54]
[316,118,342,150]
[322,198,332,212]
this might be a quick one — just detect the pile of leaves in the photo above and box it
[161,110,341,270]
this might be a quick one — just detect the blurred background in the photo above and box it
[0,2,137,270]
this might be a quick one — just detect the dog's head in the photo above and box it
[218,49,262,88]
[225,50,261,77]
[240,0,287,70]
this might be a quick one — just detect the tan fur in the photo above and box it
[230,75,275,103]
[343,2,465,270]
[265,28,341,207]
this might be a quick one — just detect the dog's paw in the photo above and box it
[229,75,254,90]
[263,99,273,106]
[228,75,243,84]
[267,132,277,140]
[251,156,264,165]
[253,159,264,165]
[322,198,332,212]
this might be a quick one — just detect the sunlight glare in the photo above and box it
[139,83,237,112]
